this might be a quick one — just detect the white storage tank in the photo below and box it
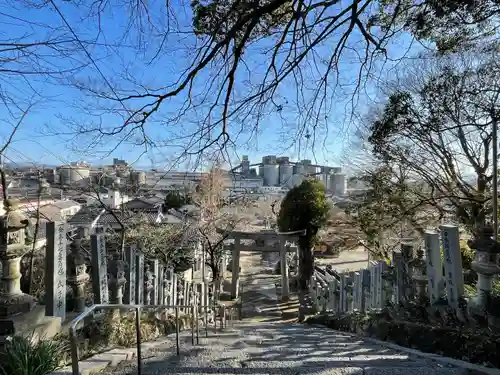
[330,173,346,196]
[279,163,294,185]
[58,162,91,185]
[287,174,304,188]
[263,164,279,186]
[294,163,305,175]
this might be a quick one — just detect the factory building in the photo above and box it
[232,155,343,190]
[58,162,91,186]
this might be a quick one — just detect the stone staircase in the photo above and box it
[83,321,472,375]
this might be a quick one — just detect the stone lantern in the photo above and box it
[410,249,428,300]
[467,226,500,318]
[0,199,35,317]
[67,239,90,312]
[108,249,126,305]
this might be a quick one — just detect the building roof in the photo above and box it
[124,197,162,210]
[41,199,81,210]
[96,211,163,226]
[68,206,105,225]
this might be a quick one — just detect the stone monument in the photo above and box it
[45,221,67,319]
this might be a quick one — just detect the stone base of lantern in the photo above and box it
[0,292,35,318]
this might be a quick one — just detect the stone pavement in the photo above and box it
[84,251,482,375]
[96,320,468,375]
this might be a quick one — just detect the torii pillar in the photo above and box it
[231,238,241,299]
[280,238,290,301]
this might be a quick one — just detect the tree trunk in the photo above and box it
[297,227,317,321]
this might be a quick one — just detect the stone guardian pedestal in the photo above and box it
[467,226,500,324]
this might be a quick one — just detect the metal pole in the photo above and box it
[70,328,79,375]
[191,303,195,345]
[196,300,200,344]
[175,306,180,356]
[135,307,143,375]
[205,304,208,337]
[213,298,217,332]
[493,117,498,241]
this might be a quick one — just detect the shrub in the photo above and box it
[459,240,475,270]
[0,334,66,375]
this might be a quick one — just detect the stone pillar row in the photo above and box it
[0,209,203,328]
[311,224,500,330]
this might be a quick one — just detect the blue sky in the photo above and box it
[0,0,417,172]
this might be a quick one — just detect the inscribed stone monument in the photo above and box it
[135,252,144,304]
[424,231,444,304]
[440,225,465,308]
[124,245,136,304]
[90,234,109,304]
[45,221,67,319]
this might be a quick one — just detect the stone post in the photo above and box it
[135,252,145,304]
[369,262,377,308]
[339,274,347,312]
[159,266,165,305]
[280,238,290,301]
[124,245,136,304]
[352,272,362,311]
[231,238,241,299]
[440,225,465,309]
[411,249,428,300]
[401,240,415,300]
[327,278,337,312]
[374,263,384,308]
[0,200,35,318]
[144,262,154,305]
[391,249,405,305]
[152,259,160,305]
[45,221,67,319]
[172,273,178,306]
[167,267,174,305]
[361,269,370,312]
[90,233,109,304]
[424,231,445,304]
[467,226,500,319]
[67,239,90,313]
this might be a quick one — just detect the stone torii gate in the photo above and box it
[220,229,305,301]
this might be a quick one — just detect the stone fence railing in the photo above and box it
[309,224,500,329]
[0,217,223,328]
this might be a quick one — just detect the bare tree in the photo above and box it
[17,0,494,164]
[367,49,500,236]
[193,164,233,285]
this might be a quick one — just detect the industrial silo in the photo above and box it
[287,174,304,188]
[294,162,305,175]
[130,170,146,185]
[330,173,346,196]
[263,163,279,186]
[331,167,342,174]
[321,167,331,190]
[278,157,293,185]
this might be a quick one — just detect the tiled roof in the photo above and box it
[96,211,162,225]
[68,207,104,224]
